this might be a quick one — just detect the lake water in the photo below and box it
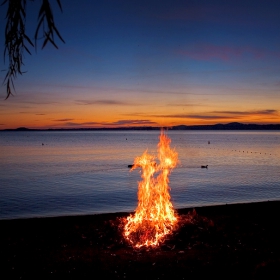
[0,130,280,220]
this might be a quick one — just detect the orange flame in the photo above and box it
[123,130,178,248]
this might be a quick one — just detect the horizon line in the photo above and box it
[1,122,280,131]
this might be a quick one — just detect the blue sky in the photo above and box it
[1,0,280,129]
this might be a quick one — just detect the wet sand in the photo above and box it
[1,201,280,279]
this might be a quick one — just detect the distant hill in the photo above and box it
[171,122,280,130]
[15,127,33,131]
[1,122,280,131]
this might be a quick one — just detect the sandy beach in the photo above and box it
[1,201,280,279]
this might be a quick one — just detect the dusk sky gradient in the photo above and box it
[1,0,280,129]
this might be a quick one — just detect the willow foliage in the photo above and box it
[2,0,64,99]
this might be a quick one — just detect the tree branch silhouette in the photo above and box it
[2,0,64,99]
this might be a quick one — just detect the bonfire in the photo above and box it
[123,130,179,248]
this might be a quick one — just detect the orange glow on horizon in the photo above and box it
[1,93,280,129]
[1,115,280,130]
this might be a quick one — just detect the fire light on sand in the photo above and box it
[123,130,179,248]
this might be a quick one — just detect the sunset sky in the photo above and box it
[1,0,280,129]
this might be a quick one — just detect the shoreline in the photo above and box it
[2,121,280,131]
[1,199,278,222]
[1,200,280,279]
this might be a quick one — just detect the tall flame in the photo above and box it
[123,131,178,248]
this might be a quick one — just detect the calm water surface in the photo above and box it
[0,130,280,219]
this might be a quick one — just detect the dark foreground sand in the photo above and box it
[1,201,280,279]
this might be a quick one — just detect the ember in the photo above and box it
[123,130,179,248]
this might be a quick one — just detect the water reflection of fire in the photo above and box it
[123,130,178,248]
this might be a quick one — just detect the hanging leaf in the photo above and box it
[2,0,64,99]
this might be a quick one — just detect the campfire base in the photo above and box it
[1,201,280,279]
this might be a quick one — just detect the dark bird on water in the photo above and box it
[201,165,208,168]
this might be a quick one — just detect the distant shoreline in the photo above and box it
[1,122,280,131]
